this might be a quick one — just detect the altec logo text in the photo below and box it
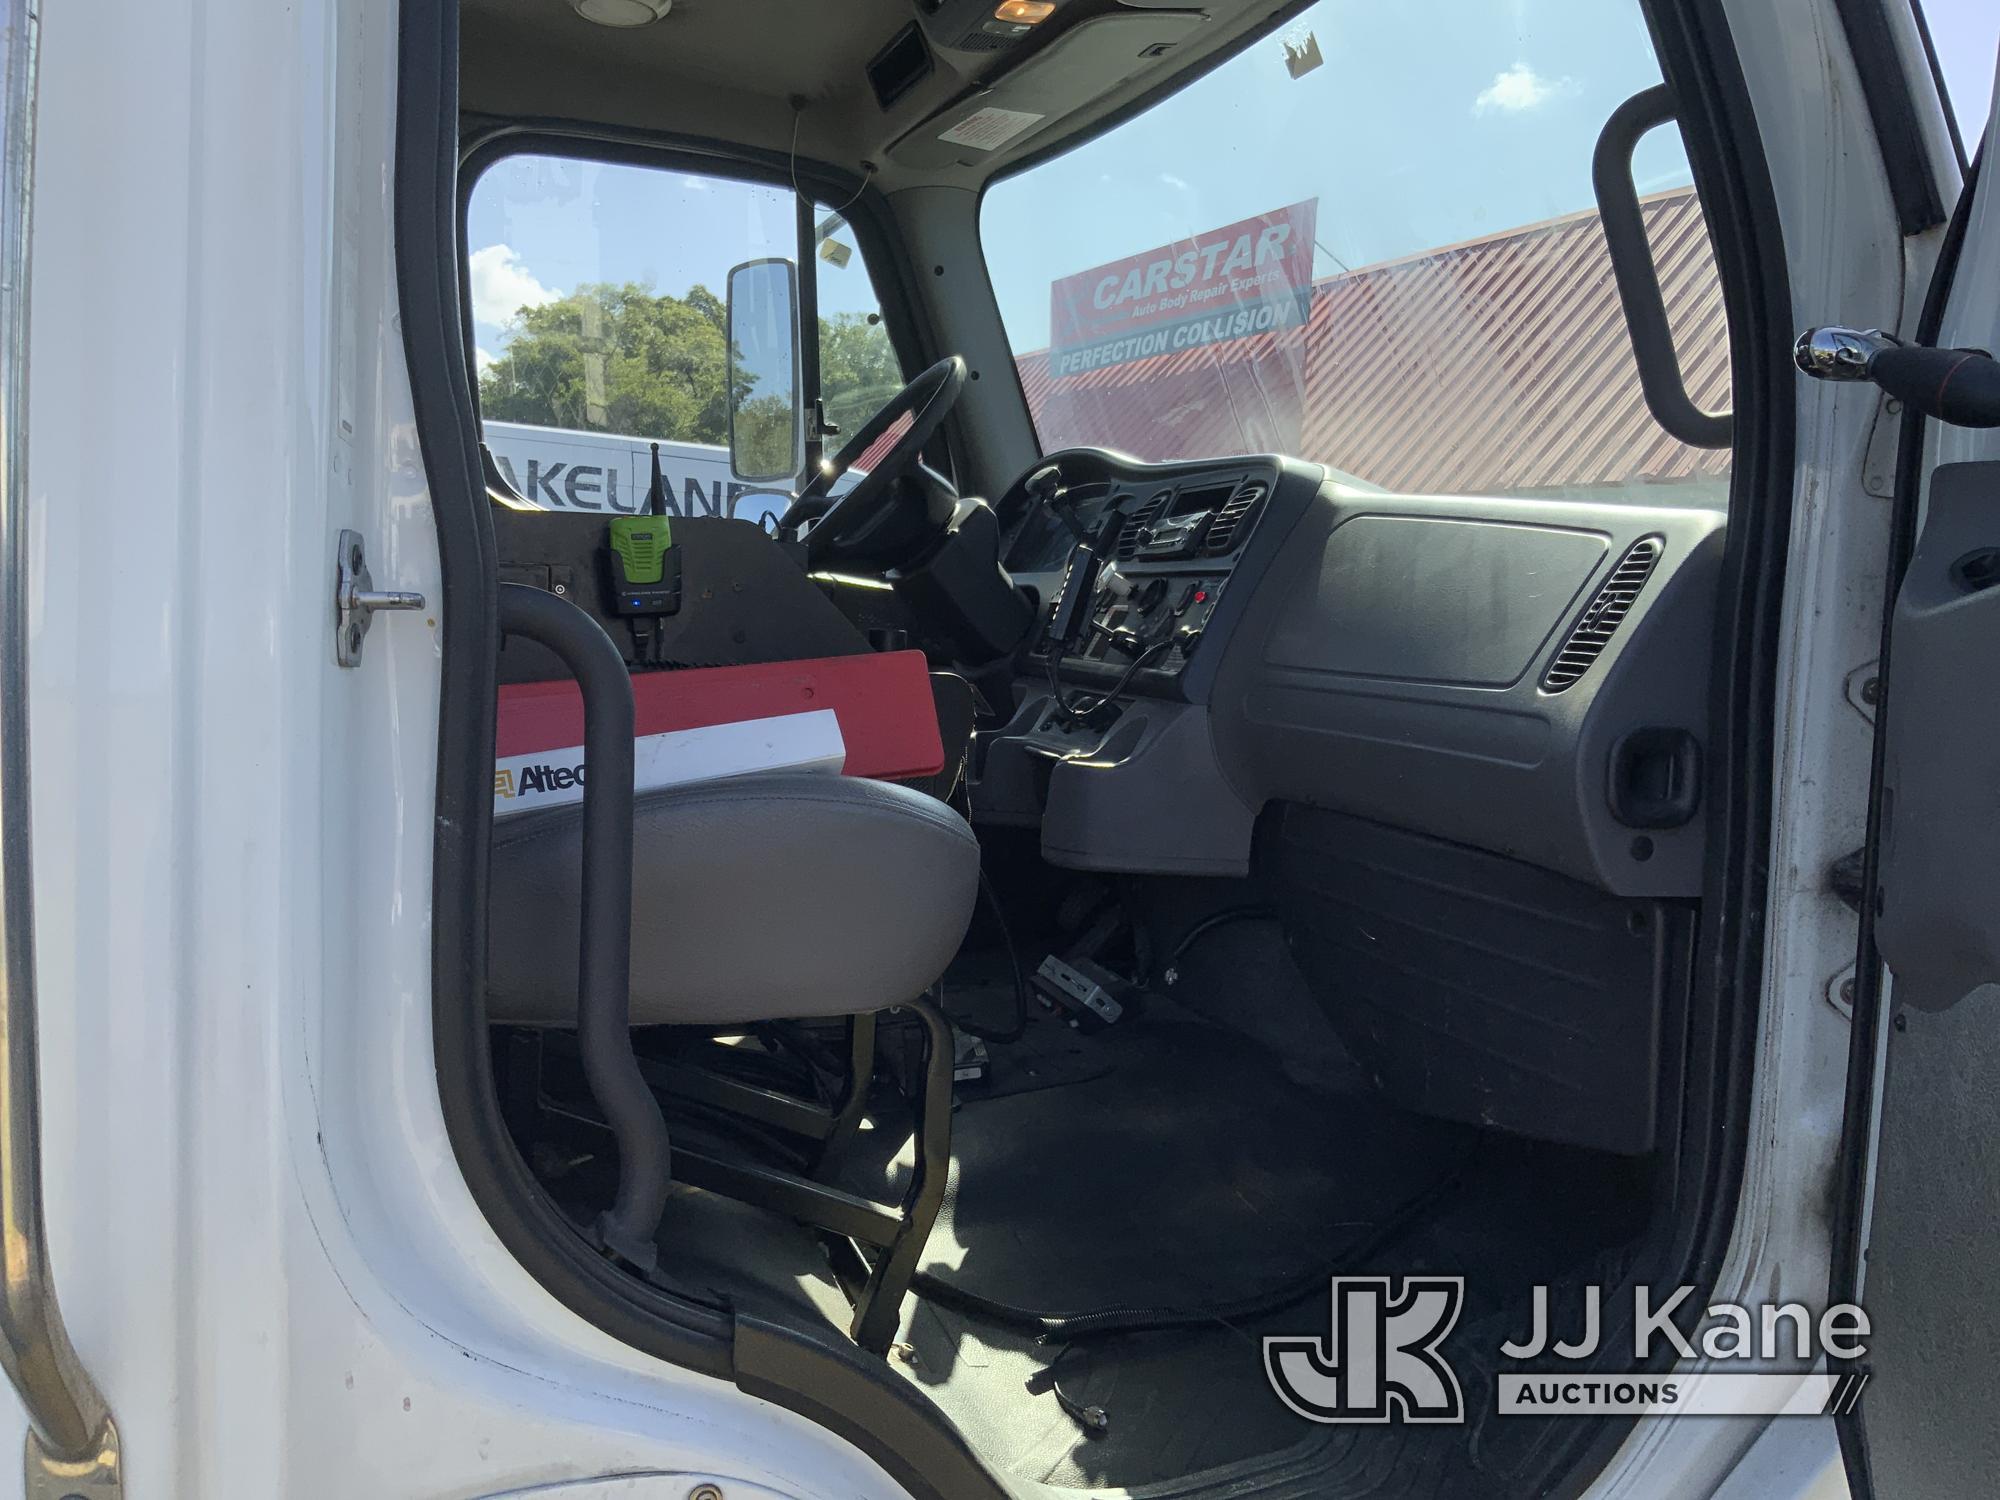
[494,762,587,800]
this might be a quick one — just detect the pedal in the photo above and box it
[1030,955,1130,1030]
[953,1030,991,1086]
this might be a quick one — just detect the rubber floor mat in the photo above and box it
[850,1014,1475,1317]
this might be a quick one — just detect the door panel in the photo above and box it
[1846,52,2000,1494]
[1863,464,2000,1499]
[1874,461,2000,1008]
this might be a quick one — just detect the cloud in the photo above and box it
[468,244,558,328]
[476,346,497,373]
[1473,62,1575,115]
[1159,172,1190,192]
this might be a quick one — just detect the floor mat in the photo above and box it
[573,997,1649,1496]
[851,1010,1474,1318]
[813,1010,1469,1488]
[946,981,1117,1100]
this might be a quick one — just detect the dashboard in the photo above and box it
[982,446,1726,1160]
[979,446,1727,903]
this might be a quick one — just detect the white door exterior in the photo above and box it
[14,0,896,1493]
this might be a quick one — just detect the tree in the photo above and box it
[479,281,743,443]
[478,281,901,459]
[819,313,902,438]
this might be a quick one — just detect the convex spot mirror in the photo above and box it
[726,257,804,483]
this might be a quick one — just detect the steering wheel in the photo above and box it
[780,355,966,566]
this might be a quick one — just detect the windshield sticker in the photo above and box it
[939,107,1046,152]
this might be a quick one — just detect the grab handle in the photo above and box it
[1592,86,1733,450]
[0,0,126,1488]
[497,583,669,1269]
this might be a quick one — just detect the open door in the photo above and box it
[1806,78,2000,1500]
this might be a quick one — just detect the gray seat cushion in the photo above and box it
[487,772,980,1027]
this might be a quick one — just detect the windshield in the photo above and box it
[980,0,1732,506]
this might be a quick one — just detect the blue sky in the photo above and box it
[466,158,891,370]
[467,0,1999,363]
[1928,0,1997,152]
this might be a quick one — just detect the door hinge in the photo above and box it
[335,529,425,668]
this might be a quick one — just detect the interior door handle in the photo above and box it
[1607,727,1703,830]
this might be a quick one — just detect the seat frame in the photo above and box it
[488,581,962,1354]
[502,997,953,1355]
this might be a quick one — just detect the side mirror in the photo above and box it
[726,257,804,483]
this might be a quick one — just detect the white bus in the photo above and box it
[483,419,854,526]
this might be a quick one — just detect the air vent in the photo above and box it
[1540,536,1664,693]
[1115,490,1172,561]
[1201,481,1266,555]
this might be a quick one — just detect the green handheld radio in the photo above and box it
[607,444,683,616]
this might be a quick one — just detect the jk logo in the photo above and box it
[1264,1276,1466,1424]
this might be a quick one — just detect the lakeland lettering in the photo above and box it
[492,454,770,518]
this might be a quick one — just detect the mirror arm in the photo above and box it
[796,192,824,476]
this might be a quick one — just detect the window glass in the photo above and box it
[1923,0,1997,151]
[467,158,908,520]
[980,0,1732,508]
[812,205,904,443]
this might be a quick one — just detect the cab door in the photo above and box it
[1820,70,2000,1500]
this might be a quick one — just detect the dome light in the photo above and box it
[571,0,672,28]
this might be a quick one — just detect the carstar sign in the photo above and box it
[1048,198,1318,376]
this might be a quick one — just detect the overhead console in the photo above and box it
[885,7,1208,170]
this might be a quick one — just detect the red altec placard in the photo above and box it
[497,649,946,782]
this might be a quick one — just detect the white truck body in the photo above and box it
[482,419,799,525]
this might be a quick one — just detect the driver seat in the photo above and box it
[485,768,980,1351]
[486,771,979,1027]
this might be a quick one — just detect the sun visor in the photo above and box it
[886,10,1206,172]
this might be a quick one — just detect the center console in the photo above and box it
[975,450,1325,876]
[1004,451,1305,703]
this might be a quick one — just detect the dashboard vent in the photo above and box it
[1201,481,1266,555]
[1115,491,1172,561]
[1540,536,1664,693]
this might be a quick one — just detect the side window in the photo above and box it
[467,154,797,523]
[812,204,905,450]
